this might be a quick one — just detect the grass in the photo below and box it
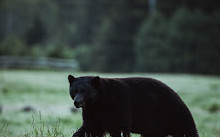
[0,69,220,136]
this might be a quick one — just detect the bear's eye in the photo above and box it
[70,87,73,92]
[74,89,79,93]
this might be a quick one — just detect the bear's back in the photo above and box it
[100,77,198,136]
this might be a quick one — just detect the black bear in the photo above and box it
[68,75,199,137]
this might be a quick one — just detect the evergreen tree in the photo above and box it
[135,12,169,72]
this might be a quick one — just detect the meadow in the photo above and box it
[0,70,220,137]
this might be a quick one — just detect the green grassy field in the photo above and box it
[0,70,220,137]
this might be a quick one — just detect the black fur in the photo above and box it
[68,75,199,137]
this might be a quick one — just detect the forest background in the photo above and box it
[0,0,219,74]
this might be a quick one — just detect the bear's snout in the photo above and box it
[74,94,84,108]
[74,101,84,108]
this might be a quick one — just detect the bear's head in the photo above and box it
[68,75,100,108]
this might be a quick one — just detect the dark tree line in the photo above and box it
[0,0,220,74]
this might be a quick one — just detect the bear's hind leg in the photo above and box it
[89,130,105,137]
[122,130,130,137]
[141,134,164,137]
[109,131,121,137]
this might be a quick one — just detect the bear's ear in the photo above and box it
[91,76,100,88]
[68,75,75,84]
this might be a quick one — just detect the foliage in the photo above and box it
[135,7,220,74]
[157,0,220,17]
[25,17,47,46]
[167,8,220,74]
[0,35,27,56]
[0,35,74,59]
[46,42,74,59]
[28,114,64,137]
[90,17,134,72]
[0,0,220,74]
[74,45,93,71]
[0,0,57,42]
[135,12,169,72]
[89,0,143,72]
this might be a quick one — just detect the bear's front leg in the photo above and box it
[121,131,130,137]
[121,96,131,137]
[73,125,86,137]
